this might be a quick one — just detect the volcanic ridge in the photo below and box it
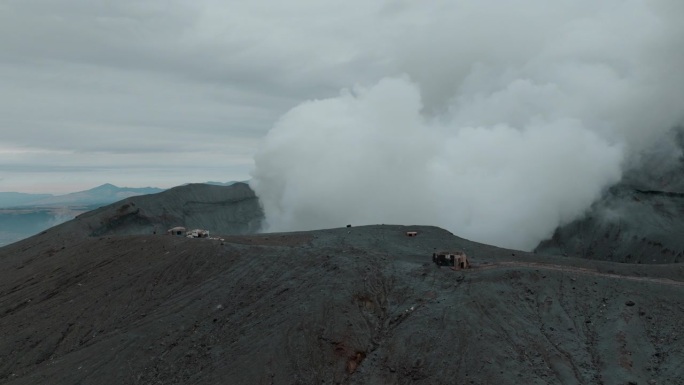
[1,183,683,384]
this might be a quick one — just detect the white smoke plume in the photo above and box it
[251,0,684,250]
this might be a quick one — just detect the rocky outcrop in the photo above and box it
[535,184,684,264]
[67,182,263,237]
[536,128,684,264]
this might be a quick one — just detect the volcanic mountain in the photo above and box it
[536,131,684,265]
[1,183,683,384]
[0,184,167,247]
[70,182,262,237]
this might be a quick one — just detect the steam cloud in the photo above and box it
[251,1,684,250]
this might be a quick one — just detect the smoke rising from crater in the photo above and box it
[251,1,684,250]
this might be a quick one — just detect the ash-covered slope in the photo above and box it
[1,224,683,384]
[535,185,684,264]
[536,129,684,264]
[66,182,263,237]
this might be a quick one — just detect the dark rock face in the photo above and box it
[537,128,684,264]
[1,222,684,384]
[535,185,684,264]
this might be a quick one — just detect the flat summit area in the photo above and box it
[1,209,683,384]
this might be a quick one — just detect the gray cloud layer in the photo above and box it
[251,0,684,250]
[2,0,371,192]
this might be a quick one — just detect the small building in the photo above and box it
[432,250,469,270]
[186,229,210,238]
[453,252,469,270]
[167,226,186,236]
[406,231,418,237]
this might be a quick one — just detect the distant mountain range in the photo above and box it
[0,182,246,208]
[0,192,53,207]
[0,183,163,208]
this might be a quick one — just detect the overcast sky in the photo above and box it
[2,1,682,197]
[0,0,396,193]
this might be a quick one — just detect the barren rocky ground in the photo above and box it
[536,184,684,265]
[1,214,683,384]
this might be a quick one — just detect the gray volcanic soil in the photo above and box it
[536,185,684,264]
[1,219,684,384]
